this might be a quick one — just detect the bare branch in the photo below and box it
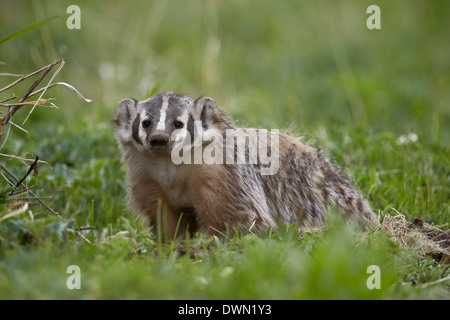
[0,59,63,94]
[22,60,65,125]
[0,96,18,103]
[1,59,63,126]
[9,155,39,195]
[0,163,92,245]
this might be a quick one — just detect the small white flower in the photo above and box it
[196,277,208,285]
[397,132,418,145]
[220,266,234,278]
[99,62,114,80]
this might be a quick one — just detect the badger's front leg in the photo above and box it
[127,177,184,240]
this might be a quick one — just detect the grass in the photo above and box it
[0,0,449,299]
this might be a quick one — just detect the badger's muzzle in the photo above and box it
[149,133,170,149]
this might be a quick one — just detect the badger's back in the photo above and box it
[260,132,376,227]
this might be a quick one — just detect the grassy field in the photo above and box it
[0,0,449,300]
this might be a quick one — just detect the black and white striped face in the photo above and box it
[114,92,195,153]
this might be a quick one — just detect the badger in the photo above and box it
[113,92,377,239]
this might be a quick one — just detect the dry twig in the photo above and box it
[0,163,92,245]
[0,58,92,245]
[9,155,39,195]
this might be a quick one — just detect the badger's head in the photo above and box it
[113,92,225,155]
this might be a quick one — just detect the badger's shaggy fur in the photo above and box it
[114,92,377,238]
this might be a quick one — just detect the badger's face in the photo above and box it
[114,92,196,154]
[114,92,222,160]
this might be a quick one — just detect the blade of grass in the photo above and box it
[0,202,28,223]
[0,15,59,46]
[0,153,50,167]
[27,82,92,103]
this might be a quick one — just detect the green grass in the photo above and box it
[0,0,449,299]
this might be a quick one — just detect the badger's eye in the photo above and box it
[142,119,151,129]
[173,120,184,129]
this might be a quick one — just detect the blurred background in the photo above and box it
[1,0,449,224]
[1,0,448,133]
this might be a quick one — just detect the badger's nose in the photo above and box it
[150,134,169,147]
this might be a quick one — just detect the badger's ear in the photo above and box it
[113,98,138,127]
[193,96,216,122]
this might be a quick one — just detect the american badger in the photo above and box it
[113,92,377,238]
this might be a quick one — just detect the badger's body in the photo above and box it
[114,92,377,238]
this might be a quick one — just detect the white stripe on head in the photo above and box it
[156,95,170,130]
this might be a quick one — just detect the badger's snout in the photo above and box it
[150,133,170,148]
